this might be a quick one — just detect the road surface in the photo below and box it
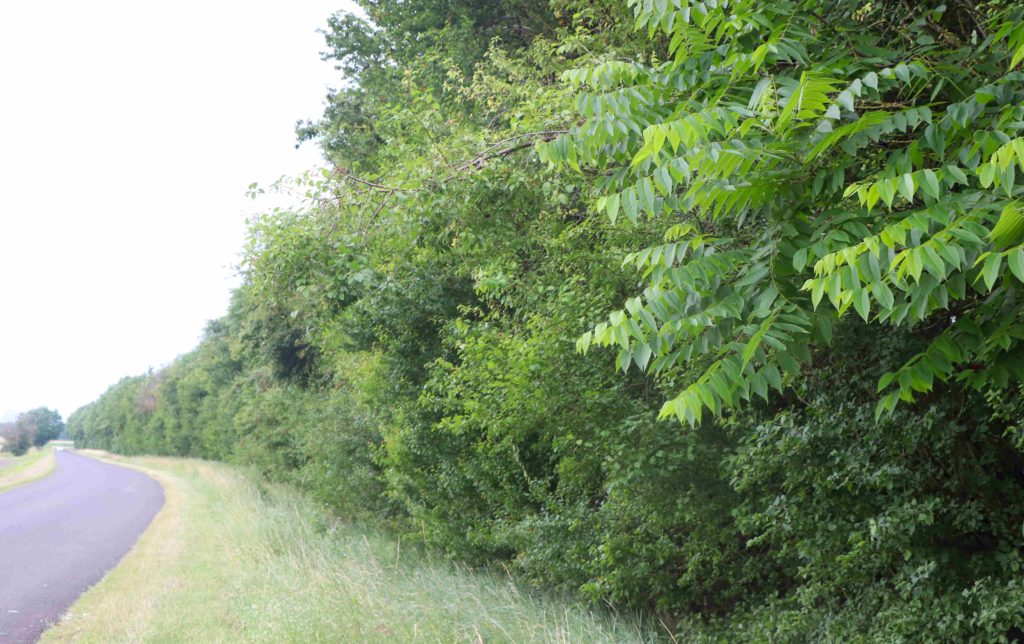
[0,451,164,643]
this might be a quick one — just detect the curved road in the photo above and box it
[0,451,164,643]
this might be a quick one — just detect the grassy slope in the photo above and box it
[43,452,656,643]
[0,446,56,493]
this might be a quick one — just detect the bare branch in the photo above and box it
[455,130,568,171]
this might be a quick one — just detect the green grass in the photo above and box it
[0,446,56,493]
[44,453,659,643]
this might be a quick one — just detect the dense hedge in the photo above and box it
[70,1,1024,639]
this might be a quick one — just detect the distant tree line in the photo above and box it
[1,408,64,456]
[67,1,1024,639]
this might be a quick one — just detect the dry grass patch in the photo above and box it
[0,447,56,493]
[43,452,656,643]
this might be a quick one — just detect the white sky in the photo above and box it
[0,0,358,421]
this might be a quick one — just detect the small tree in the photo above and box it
[0,408,65,455]
[0,418,33,456]
[23,408,64,446]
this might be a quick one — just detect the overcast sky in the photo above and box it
[0,0,357,420]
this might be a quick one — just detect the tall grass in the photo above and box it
[45,454,658,643]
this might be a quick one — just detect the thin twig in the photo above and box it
[455,130,568,171]
[361,190,395,241]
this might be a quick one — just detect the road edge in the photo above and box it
[38,450,172,642]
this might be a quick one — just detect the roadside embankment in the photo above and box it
[43,452,654,643]
[0,447,56,493]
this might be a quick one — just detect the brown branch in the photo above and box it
[332,167,418,193]
[329,129,571,197]
[361,190,395,241]
[455,130,569,171]
[318,129,571,243]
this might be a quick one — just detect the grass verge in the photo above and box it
[43,452,656,643]
[0,446,56,493]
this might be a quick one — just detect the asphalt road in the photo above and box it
[0,451,164,643]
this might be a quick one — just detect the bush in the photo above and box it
[1,407,64,455]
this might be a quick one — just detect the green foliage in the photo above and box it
[540,0,1024,425]
[1,407,64,455]
[297,0,557,167]
[25,407,64,446]
[68,1,1024,640]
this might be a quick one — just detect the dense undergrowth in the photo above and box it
[69,1,1024,639]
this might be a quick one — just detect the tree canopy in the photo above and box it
[540,0,1024,425]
